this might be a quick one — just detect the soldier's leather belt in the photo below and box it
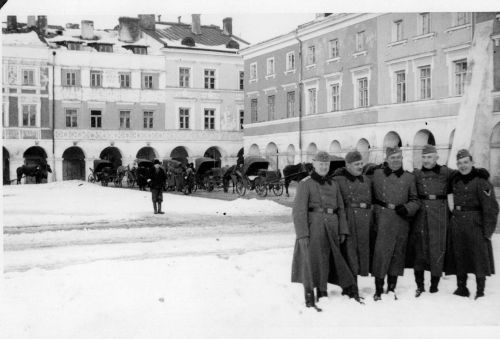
[418,194,447,200]
[374,199,396,210]
[348,202,372,209]
[454,205,481,212]
[308,207,338,214]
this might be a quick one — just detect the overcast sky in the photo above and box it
[2,0,498,45]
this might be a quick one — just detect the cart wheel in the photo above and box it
[235,178,246,196]
[207,183,214,192]
[255,182,267,197]
[272,183,284,196]
[183,185,190,195]
[88,174,95,183]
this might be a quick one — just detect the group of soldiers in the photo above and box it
[291,145,499,310]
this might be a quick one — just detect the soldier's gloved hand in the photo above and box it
[395,204,408,217]
[298,237,310,248]
[147,179,151,182]
[339,234,346,244]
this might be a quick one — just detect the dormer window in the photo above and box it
[226,40,239,49]
[181,37,195,47]
[122,45,148,55]
[67,42,81,50]
[88,43,113,53]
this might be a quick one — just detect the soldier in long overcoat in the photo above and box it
[333,151,373,291]
[410,145,454,296]
[371,147,420,300]
[445,149,499,299]
[291,151,358,309]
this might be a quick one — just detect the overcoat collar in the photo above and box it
[383,166,404,177]
[311,171,332,185]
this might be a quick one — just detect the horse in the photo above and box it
[222,165,241,193]
[16,163,52,184]
[282,162,313,197]
[136,166,149,191]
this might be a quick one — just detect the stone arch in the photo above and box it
[383,131,402,149]
[265,142,279,170]
[287,144,296,165]
[170,146,189,165]
[248,144,260,156]
[62,146,85,181]
[204,146,222,161]
[329,140,341,155]
[23,146,49,183]
[306,143,318,162]
[136,146,158,161]
[413,129,436,169]
[490,123,500,186]
[100,146,122,170]
[3,147,10,185]
[356,138,370,163]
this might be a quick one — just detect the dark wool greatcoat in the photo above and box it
[291,175,355,291]
[445,168,499,277]
[409,165,454,276]
[333,168,373,276]
[371,167,421,278]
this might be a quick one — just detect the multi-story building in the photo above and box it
[241,12,500,185]
[3,14,248,183]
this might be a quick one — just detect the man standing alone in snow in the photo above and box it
[148,159,167,214]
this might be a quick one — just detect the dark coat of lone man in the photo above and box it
[148,159,167,214]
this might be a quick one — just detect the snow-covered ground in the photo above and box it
[3,181,500,339]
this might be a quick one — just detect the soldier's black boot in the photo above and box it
[304,289,322,312]
[475,276,485,300]
[316,288,328,302]
[415,270,425,297]
[346,284,364,304]
[453,275,470,297]
[153,202,158,214]
[430,276,440,293]
[373,278,384,301]
[157,202,165,214]
[387,275,398,300]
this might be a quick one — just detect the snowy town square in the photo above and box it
[3,181,500,338]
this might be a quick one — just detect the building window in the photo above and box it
[67,42,81,51]
[22,104,36,127]
[143,111,153,129]
[204,109,215,130]
[393,21,403,41]
[358,77,368,107]
[266,58,275,76]
[356,31,365,51]
[90,71,102,88]
[250,99,258,123]
[250,63,257,80]
[204,69,215,89]
[286,52,295,71]
[143,75,153,89]
[133,47,147,55]
[179,67,190,88]
[179,108,190,129]
[65,71,76,86]
[286,91,295,118]
[419,13,430,35]
[307,88,317,114]
[119,110,131,129]
[396,71,406,103]
[267,95,275,120]
[307,45,316,65]
[239,110,244,129]
[96,44,113,52]
[22,69,35,86]
[419,66,431,99]
[65,108,77,128]
[454,59,467,96]
[90,110,102,128]
[328,39,339,59]
[119,73,131,88]
[330,84,340,111]
[456,12,471,26]
[239,71,244,90]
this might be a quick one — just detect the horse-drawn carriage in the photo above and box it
[194,157,222,192]
[234,157,283,197]
[88,160,115,186]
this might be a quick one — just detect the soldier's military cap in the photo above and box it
[422,144,437,154]
[386,146,402,157]
[314,151,331,162]
[153,159,161,165]
[456,149,472,160]
[345,151,363,164]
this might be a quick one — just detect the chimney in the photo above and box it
[37,15,48,34]
[191,14,201,35]
[157,14,161,22]
[81,20,94,39]
[27,15,36,28]
[118,17,141,43]
[222,17,232,36]
[138,14,155,30]
[7,16,17,31]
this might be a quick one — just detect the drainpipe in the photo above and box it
[52,50,56,181]
[295,28,303,162]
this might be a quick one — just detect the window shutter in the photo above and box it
[76,70,81,86]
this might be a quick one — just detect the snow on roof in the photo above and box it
[2,31,46,47]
